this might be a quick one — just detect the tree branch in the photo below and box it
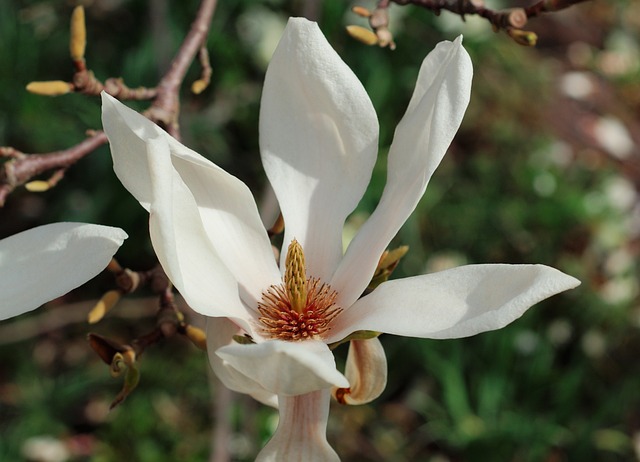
[147,0,218,139]
[376,0,591,46]
[0,0,219,206]
[0,132,107,206]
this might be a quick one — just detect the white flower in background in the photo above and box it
[0,223,127,320]
[102,17,579,462]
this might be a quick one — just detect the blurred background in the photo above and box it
[1,0,639,461]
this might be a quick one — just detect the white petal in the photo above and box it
[144,134,252,328]
[256,389,339,462]
[260,18,379,281]
[206,318,278,408]
[332,37,473,307]
[216,338,349,396]
[0,223,126,320]
[332,337,387,405]
[167,151,281,306]
[102,92,280,311]
[328,264,580,343]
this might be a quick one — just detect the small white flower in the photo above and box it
[102,17,579,461]
[0,222,127,320]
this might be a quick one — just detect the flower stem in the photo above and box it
[256,389,339,462]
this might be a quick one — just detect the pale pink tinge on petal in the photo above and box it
[206,318,278,408]
[333,337,387,405]
[256,389,339,462]
[216,338,349,396]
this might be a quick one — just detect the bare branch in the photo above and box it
[191,46,213,95]
[0,132,107,206]
[525,0,591,17]
[374,0,592,46]
[148,0,218,139]
[1,0,218,205]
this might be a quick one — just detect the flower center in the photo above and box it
[257,239,342,341]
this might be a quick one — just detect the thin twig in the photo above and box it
[0,0,219,205]
[0,298,158,346]
[380,0,591,45]
[148,0,218,139]
[0,132,107,206]
[384,0,588,23]
[525,0,591,17]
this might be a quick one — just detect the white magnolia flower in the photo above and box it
[0,223,127,320]
[102,18,579,462]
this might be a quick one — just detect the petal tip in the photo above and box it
[554,268,581,291]
[100,90,118,110]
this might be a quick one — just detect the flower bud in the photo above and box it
[351,6,372,17]
[191,79,208,95]
[70,6,86,61]
[185,324,207,351]
[26,81,72,96]
[346,25,378,46]
[24,181,51,192]
[88,290,121,324]
[508,29,538,46]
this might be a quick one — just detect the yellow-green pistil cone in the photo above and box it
[285,239,307,314]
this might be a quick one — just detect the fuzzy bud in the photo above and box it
[26,81,72,96]
[191,79,208,95]
[346,25,379,46]
[508,29,538,46]
[24,181,51,192]
[88,290,121,324]
[351,6,372,17]
[185,325,207,351]
[70,6,86,61]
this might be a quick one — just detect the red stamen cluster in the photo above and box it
[258,278,342,341]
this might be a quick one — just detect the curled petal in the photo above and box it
[328,264,580,342]
[216,339,349,396]
[333,36,473,308]
[0,223,126,320]
[333,337,387,405]
[256,389,339,462]
[102,93,280,314]
[167,151,282,306]
[145,134,253,328]
[206,318,277,408]
[260,18,379,281]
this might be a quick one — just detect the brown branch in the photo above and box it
[74,73,159,100]
[0,298,158,346]
[92,260,205,352]
[29,6,157,101]
[191,46,213,95]
[380,0,591,45]
[525,0,591,17]
[85,261,206,408]
[0,132,107,206]
[1,0,218,206]
[147,0,218,139]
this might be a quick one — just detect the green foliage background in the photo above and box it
[1,0,639,461]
